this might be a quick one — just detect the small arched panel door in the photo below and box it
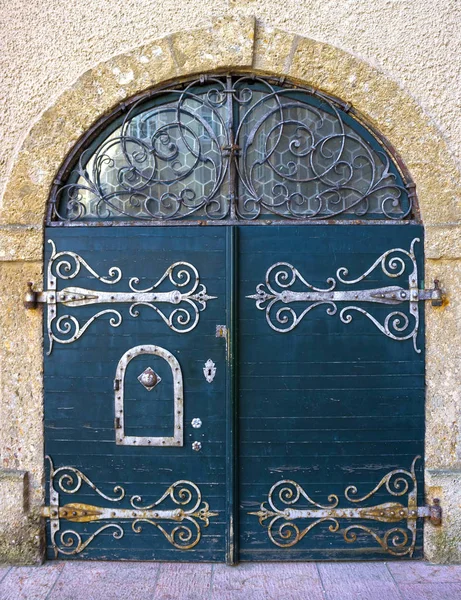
[42,76,426,562]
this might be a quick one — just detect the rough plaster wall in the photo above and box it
[1,0,460,203]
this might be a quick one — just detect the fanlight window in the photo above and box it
[51,75,415,223]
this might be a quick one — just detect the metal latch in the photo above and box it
[215,324,228,338]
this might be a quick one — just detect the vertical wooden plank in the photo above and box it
[226,226,239,565]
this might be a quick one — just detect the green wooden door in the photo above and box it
[239,224,425,560]
[44,227,228,561]
[44,223,425,562]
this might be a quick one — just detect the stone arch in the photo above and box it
[2,16,459,233]
[1,15,460,564]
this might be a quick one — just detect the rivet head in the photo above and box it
[192,441,202,452]
[192,418,202,429]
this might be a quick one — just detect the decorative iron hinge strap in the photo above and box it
[251,502,442,525]
[24,240,217,354]
[42,456,218,556]
[249,456,441,557]
[246,238,444,352]
[247,285,442,305]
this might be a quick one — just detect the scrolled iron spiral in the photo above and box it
[132,518,201,550]
[268,517,340,548]
[55,525,124,556]
[51,461,125,502]
[268,480,339,513]
[51,75,412,222]
[50,310,123,351]
[342,525,413,557]
[130,480,201,514]
[345,459,418,503]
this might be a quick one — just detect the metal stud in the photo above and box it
[137,367,161,391]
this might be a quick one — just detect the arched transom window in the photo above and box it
[49,75,416,224]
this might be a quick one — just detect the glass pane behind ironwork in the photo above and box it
[55,82,230,220]
[54,77,412,222]
[235,79,410,219]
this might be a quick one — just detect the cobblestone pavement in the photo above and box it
[1,561,461,599]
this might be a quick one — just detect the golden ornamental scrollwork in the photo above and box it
[250,456,423,557]
[42,456,218,556]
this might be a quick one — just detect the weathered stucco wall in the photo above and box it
[1,0,460,200]
[0,2,460,564]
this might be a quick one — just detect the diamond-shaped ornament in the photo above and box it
[137,367,161,391]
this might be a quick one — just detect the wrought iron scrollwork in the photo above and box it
[250,457,422,557]
[51,76,413,222]
[53,78,231,221]
[234,77,411,220]
[43,456,218,555]
[43,240,216,353]
[247,237,422,352]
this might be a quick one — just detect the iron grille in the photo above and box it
[48,75,416,224]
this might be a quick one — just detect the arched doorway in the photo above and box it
[41,75,427,563]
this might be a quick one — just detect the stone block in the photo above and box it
[171,15,255,75]
[426,225,461,260]
[252,26,296,74]
[0,227,43,262]
[425,469,461,563]
[425,259,461,470]
[0,262,44,503]
[0,470,42,565]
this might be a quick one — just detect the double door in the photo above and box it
[44,224,425,562]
